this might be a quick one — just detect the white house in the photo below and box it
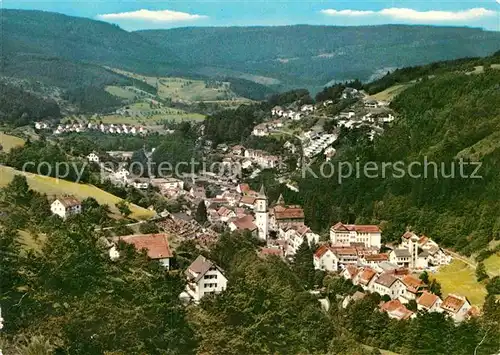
[370,273,407,299]
[252,124,269,137]
[281,225,320,256]
[313,245,338,272]
[440,294,471,322]
[185,255,228,303]
[353,267,378,291]
[330,222,382,249]
[87,152,100,163]
[417,291,443,312]
[50,196,82,219]
[110,233,173,269]
[301,104,315,113]
[389,248,412,268]
[114,168,130,184]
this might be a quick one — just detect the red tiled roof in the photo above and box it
[380,299,404,312]
[417,291,440,309]
[231,215,257,231]
[118,233,172,259]
[358,268,377,285]
[332,247,357,256]
[401,275,424,293]
[402,231,418,240]
[331,222,380,233]
[240,196,256,205]
[344,265,359,279]
[274,206,305,220]
[441,294,468,313]
[380,300,414,320]
[238,183,250,193]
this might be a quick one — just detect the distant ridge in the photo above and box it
[1,9,499,91]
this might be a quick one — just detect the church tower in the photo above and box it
[254,185,269,241]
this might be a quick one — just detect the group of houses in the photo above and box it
[302,132,337,158]
[107,232,228,304]
[41,121,149,135]
[251,120,284,137]
[271,104,315,121]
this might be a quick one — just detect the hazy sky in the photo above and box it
[3,0,500,31]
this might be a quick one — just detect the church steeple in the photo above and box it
[258,184,266,198]
[254,184,268,241]
[276,193,285,206]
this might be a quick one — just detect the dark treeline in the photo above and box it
[0,82,61,126]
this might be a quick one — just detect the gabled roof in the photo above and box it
[186,255,224,282]
[417,291,441,309]
[344,265,359,279]
[402,231,418,240]
[393,248,411,258]
[401,275,424,293]
[118,233,172,259]
[357,268,377,285]
[441,294,469,313]
[380,299,414,320]
[55,196,81,208]
[374,273,400,288]
[314,245,333,259]
[240,196,256,205]
[231,215,257,231]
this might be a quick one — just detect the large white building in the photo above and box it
[330,222,382,249]
[184,255,228,303]
[50,196,82,219]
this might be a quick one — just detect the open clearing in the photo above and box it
[370,83,413,101]
[484,253,500,277]
[105,85,138,100]
[107,67,245,102]
[432,259,487,306]
[0,165,154,220]
[0,132,25,152]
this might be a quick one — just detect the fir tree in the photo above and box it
[195,200,208,225]
[293,240,315,289]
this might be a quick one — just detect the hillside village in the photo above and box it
[1,22,500,352]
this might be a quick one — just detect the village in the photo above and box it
[34,85,481,324]
[47,175,479,323]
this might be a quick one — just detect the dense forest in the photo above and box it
[140,25,500,88]
[0,181,498,353]
[0,82,61,125]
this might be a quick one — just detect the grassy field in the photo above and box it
[105,85,138,100]
[370,83,413,101]
[0,165,154,220]
[17,229,46,252]
[0,132,25,152]
[432,259,487,306]
[484,253,500,277]
[455,131,500,160]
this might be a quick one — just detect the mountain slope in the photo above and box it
[0,9,181,74]
[138,25,500,88]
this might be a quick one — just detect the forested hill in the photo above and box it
[2,8,499,91]
[0,10,182,75]
[297,64,500,255]
[138,25,500,88]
